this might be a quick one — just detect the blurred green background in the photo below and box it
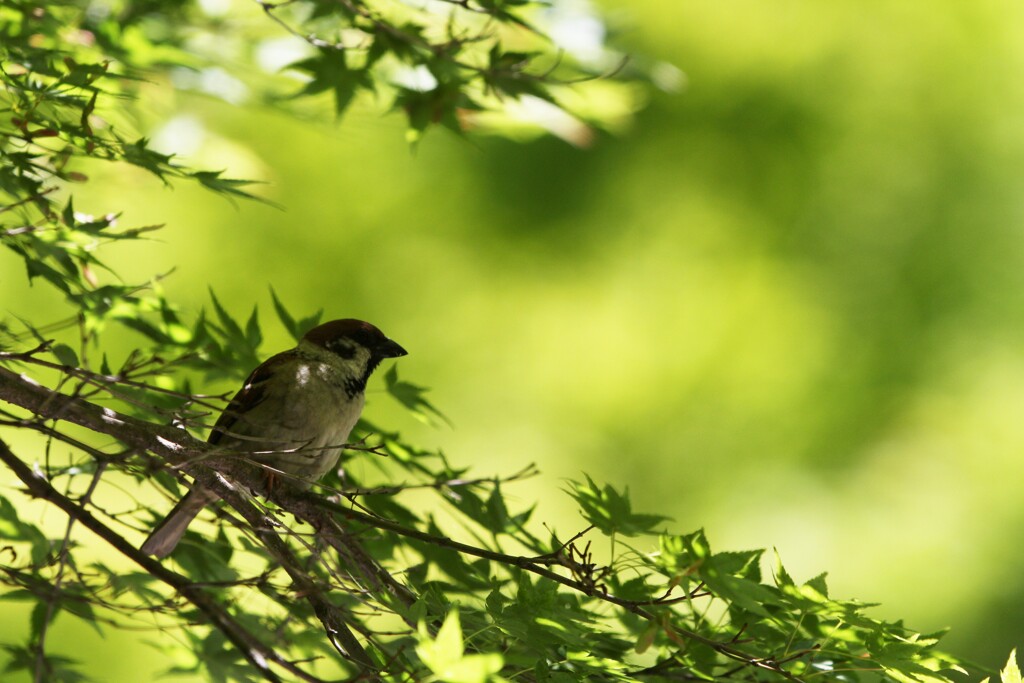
[3,0,1024,677]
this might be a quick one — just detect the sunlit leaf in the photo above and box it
[1003,651,1022,683]
[567,474,671,537]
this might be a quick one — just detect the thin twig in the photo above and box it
[0,186,59,215]
[33,462,107,683]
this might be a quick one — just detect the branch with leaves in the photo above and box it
[0,346,967,682]
[0,1,997,682]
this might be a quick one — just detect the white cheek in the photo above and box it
[296,364,310,387]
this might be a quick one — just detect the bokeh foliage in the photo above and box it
[2,0,1023,681]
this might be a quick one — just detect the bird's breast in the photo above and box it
[243,359,366,485]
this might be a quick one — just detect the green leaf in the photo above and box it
[701,567,779,619]
[171,529,238,584]
[0,589,38,603]
[206,288,254,358]
[107,570,161,601]
[120,136,176,181]
[711,549,763,580]
[655,530,711,580]
[566,474,671,537]
[0,496,24,538]
[0,496,50,556]
[384,364,451,426]
[1003,650,1022,683]
[634,620,658,654]
[295,309,324,337]
[417,609,464,671]
[416,610,504,683]
[269,287,299,341]
[30,600,52,640]
[50,343,78,367]
[61,197,75,228]
[773,548,795,587]
[189,170,264,202]
[805,572,829,599]
[244,306,261,349]
[1,643,32,674]
[61,595,103,637]
[418,519,492,590]
[290,49,373,119]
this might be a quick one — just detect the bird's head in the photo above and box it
[301,319,407,388]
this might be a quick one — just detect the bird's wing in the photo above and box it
[208,352,291,445]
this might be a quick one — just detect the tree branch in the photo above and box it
[0,438,318,683]
[183,466,380,671]
[0,365,381,677]
[0,365,208,461]
[0,362,803,682]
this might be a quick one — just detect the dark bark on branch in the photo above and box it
[0,365,207,461]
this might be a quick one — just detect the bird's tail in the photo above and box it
[140,488,216,558]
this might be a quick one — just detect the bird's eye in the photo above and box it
[329,339,358,360]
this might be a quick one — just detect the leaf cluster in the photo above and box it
[258,0,637,143]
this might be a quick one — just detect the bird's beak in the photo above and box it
[376,338,408,359]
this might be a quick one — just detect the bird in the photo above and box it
[140,318,407,558]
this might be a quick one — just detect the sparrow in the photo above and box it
[140,318,407,558]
